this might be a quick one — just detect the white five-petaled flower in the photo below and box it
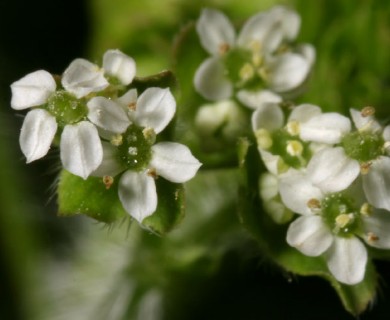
[88,87,202,223]
[10,49,137,179]
[194,6,315,102]
[279,171,390,285]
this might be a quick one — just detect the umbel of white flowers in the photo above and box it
[253,99,390,285]
[11,49,136,179]
[194,6,315,105]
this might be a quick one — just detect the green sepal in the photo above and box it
[237,138,378,316]
[142,178,185,236]
[57,170,127,223]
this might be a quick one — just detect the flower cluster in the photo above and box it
[194,6,315,105]
[253,98,390,284]
[11,50,201,223]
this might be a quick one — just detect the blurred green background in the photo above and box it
[1,0,390,319]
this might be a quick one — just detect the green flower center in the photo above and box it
[341,131,384,163]
[223,48,264,89]
[321,193,361,237]
[116,124,155,171]
[46,90,87,127]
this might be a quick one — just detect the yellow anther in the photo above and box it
[286,140,303,157]
[239,63,255,82]
[142,127,156,144]
[255,129,272,149]
[360,202,373,216]
[103,175,114,190]
[128,102,137,111]
[360,162,372,175]
[335,213,354,229]
[110,134,123,146]
[286,121,300,136]
[361,106,375,117]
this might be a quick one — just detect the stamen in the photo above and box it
[367,232,379,243]
[128,147,138,156]
[307,198,321,211]
[361,106,375,117]
[110,134,123,146]
[335,213,354,229]
[103,175,114,189]
[360,162,372,175]
[219,43,230,55]
[286,140,303,157]
[239,63,255,82]
[128,102,137,111]
[255,129,272,149]
[142,127,156,144]
[360,202,373,216]
[147,168,158,179]
[286,121,300,136]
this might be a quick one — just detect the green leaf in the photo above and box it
[142,178,185,236]
[237,139,378,316]
[57,170,127,223]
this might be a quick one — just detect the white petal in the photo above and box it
[194,57,232,101]
[60,121,103,179]
[118,171,157,223]
[251,102,284,132]
[279,171,324,215]
[87,97,130,133]
[150,142,201,183]
[259,173,278,201]
[307,147,360,193]
[295,44,316,68]
[362,209,390,249]
[19,109,57,162]
[11,70,56,110]
[133,87,176,133]
[288,104,321,123]
[61,58,109,98]
[103,49,136,85]
[266,53,310,92]
[196,8,236,56]
[117,88,138,107]
[363,156,390,211]
[299,113,351,144]
[259,149,281,175]
[237,10,282,51]
[267,6,301,42]
[383,125,390,142]
[91,141,125,177]
[287,215,333,256]
[350,108,381,133]
[237,89,282,110]
[326,237,367,285]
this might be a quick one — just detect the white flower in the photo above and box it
[306,108,390,209]
[11,69,103,179]
[251,100,346,175]
[194,6,314,101]
[279,171,390,285]
[89,87,202,223]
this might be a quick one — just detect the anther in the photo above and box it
[110,134,123,146]
[103,175,114,189]
[367,232,379,243]
[219,43,230,55]
[360,202,373,216]
[142,127,156,144]
[335,213,354,229]
[239,63,255,82]
[128,102,137,111]
[286,121,300,136]
[147,168,158,179]
[307,198,321,211]
[286,140,303,157]
[361,106,375,117]
[360,162,372,175]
